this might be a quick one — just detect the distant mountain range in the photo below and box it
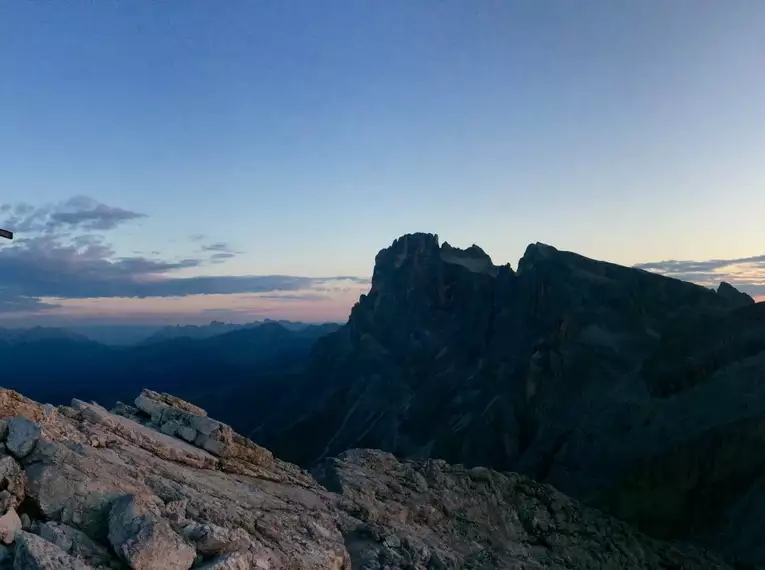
[138,319,323,344]
[0,326,92,343]
[0,318,337,346]
[0,321,340,423]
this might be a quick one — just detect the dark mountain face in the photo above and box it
[716,280,755,307]
[256,233,738,468]
[254,233,765,565]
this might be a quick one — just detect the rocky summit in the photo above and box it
[0,386,732,569]
[254,233,764,566]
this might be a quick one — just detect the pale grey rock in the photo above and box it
[6,416,41,458]
[160,421,180,437]
[191,415,221,436]
[135,390,207,418]
[133,394,168,423]
[194,432,226,456]
[73,401,218,470]
[111,402,142,423]
[69,399,89,412]
[13,530,93,570]
[108,494,195,570]
[21,398,346,569]
[0,509,21,545]
[37,522,121,569]
[314,449,730,570]
[38,522,74,555]
[23,443,142,541]
[177,426,197,443]
[130,391,273,465]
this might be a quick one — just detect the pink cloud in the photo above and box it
[0,285,367,326]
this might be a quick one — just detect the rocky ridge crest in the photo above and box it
[0,386,729,569]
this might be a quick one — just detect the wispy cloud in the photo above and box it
[49,196,147,230]
[0,296,59,314]
[0,197,370,318]
[210,252,237,263]
[201,242,234,252]
[1,196,146,234]
[198,241,244,264]
[635,254,765,297]
[253,293,330,301]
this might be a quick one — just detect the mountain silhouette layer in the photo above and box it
[0,322,339,428]
[254,232,763,565]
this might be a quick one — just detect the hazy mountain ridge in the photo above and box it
[0,326,94,344]
[253,232,764,566]
[138,318,328,344]
[0,319,333,346]
[0,322,339,426]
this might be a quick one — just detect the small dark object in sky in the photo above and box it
[0,228,13,240]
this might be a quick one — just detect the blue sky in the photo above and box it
[1,1,764,324]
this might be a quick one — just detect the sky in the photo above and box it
[1,0,764,326]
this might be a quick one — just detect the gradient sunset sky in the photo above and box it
[1,1,764,325]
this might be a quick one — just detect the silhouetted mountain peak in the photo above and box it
[717,280,755,306]
[440,241,497,275]
[370,232,501,290]
[352,234,505,338]
[371,233,440,284]
[259,233,765,564]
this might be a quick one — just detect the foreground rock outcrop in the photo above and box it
[0,387,729,569]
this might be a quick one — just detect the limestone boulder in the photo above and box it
[13,531,93,570]
[0,509,21,545]
[107,494,195,570]
[37,522,121,569]
[6,416,41,459]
